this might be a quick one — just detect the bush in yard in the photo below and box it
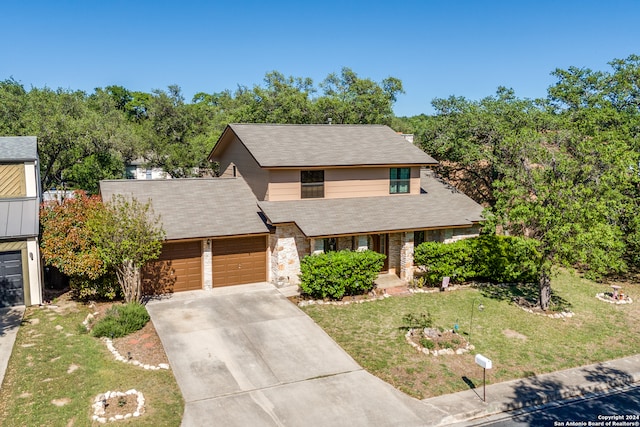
[470,235,540,283]
[414,234,540,285]
[413,240,476,285]
[299,250,385,299]
[91,302,150,338]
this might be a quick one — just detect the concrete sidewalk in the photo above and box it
[0,306,25,389]
[423,354,640,425]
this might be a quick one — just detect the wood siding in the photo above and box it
[0,164,26,198]
[268,170,300,201]
[266,166,422,201]
[216,135,269,200]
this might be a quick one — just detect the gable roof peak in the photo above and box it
[212,123,437,168]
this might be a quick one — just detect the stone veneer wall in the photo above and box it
[337,236,354,251]
[269,224,310,286]
[400,232,414,281]
[388,233,402,275]
[202,240,212,290]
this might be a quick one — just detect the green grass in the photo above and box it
[0,300,183,426]
[302,269,640,399]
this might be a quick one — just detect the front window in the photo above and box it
[301,170,324,198]
[414,230,425,246]
[324,237,337,252]
[390,168,410,194]
[313,237,337,254]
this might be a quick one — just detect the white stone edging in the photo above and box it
[515,305,575,318]
[404,329,474,356]
[103,338,170,371]
[298,294,389,307]
[83,311,170,371]
[92,389,145,423]
[596,293,633,305]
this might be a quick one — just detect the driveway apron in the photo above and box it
[147,283,438,427]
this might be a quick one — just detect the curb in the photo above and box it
[422,354,640,425]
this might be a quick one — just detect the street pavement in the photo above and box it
[455,383,640,426]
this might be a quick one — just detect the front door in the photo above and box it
[372,234,389,272]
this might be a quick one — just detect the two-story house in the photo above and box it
[100,124,483,293]
[210,124,483,286]
[0,137,43,307]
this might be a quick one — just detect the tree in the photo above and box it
[40,191,122,299]
[316,67,403,124]
[490,127,630,310]
[40,191,106,279]
[418,88,552,206]
[90,195,165,303]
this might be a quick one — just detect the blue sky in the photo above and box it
[2,0,639,116]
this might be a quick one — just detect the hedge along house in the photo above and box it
[0,137,43,307]
[99,178,270,292]
[209,124,484,287]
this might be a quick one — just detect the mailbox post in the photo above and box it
[475,354,492,402]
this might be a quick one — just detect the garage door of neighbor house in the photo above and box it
[0,251,24,307]
[212,236,266,287]
[146,241,202,293]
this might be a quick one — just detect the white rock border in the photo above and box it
[82,309,170,371]
[405,329,475,356]
[92,389,145,423]
[515,304,575,318]
[104,338,170,371]
[298,294,389,307]
[596,293,633,305]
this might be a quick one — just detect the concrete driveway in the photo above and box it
[147,282,439,426]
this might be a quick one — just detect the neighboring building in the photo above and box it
[125,159,171,180]
[100,124,483,293]
[0,137,43,306]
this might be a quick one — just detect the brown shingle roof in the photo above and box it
[211,124,438,168]
[99,178,269,240]
[258,169,483,237]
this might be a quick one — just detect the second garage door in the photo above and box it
[212,236,266,287]
[145,241,202,293]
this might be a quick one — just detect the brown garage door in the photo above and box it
[144,241,202,293]
[212,236,266,287]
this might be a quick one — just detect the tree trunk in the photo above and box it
[539,270,551,311]
[116,260,141,303]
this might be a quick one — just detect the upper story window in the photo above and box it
[301,170,324,199]
[390,167,410,194]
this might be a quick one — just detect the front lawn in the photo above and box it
[0,295,183,426]
[302,270,640,399]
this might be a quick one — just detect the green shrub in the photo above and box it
[69,273,121,301]
[91,302,150,338]
[414,234,540,285]
[299,250,385,299]
[402,312,434,330]
[419,338,435,350]
[413,240,476,285]
[470,235,540,283]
